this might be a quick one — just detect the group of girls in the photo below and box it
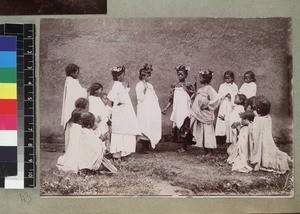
[57,62,292,175]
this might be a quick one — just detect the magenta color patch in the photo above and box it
[0,114,17,130]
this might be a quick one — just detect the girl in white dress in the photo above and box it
[61,63,87,129]
[78,112,104,171]
[107,66,141,160]
[250,96,292,174]
[215,71,238,143]
[239,71,257,98]
[135,64,162,152]
[57,108,84,173]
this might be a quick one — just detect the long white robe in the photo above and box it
[170,87,191,129]
[225,105,245,144]
[215,82,238,136]
[239,82,257,98]
[251,115,291,174]
[88,96,108,136]
[78,128,104,170]
[57,123,82,173]
[136,81,162,148]
[61,77,87,128]
[107,81,141,156]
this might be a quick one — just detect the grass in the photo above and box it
[40,138,293,196]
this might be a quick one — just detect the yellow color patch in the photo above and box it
[0,83,17,99]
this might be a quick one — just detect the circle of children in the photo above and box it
[56,63,292,175]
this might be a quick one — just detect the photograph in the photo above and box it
[39,17,293,196]
[0,0,106,15]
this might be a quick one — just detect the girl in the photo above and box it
[107,66,141,160]
[64,97,89,152]
[57,108,84,173]
[239,70,257,98]
[225,94,247,145]
[215,71,238,143]
[190,68,219,155]
[61,63,87,128]
[227,111,255,173]
[135,64,162,152]
[251,95,292,174]
[100,92,113,153]
[78,112,105,171]
[87,83,107,136]
[162,65,195,152]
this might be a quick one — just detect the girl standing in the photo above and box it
[215,71,238,143]
[61,63,87,128]
[135,64,162,152]
[239,71,257,98]
[190,68,220,155]
[162,65,195,152]
[107,66,141,160]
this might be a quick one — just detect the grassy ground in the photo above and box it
[40,137,293,196]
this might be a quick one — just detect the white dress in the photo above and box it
[57,123,82,173]
[61,77,87,128]
[88,95,108,136]
[225,105,245,144]
[251,115,291,174]
[136,81,162,148]
[215,82,238,136]
[239,82,257,98]
[78,128,104,170]
[107,81,141,156]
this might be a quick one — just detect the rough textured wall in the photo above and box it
[40,18,292,140]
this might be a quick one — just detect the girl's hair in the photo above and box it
[70,108,84,124]
[224,70,234,80]
[245,70,256,82]
[80,112,95,129]
[245,96,256,111]
[236,93,247,106]
[139,64,152,80]
[75,98,89,109]
[240,111,255,122]
[88,83,103,96]
[199,68,213,84]
[65,63,80,76]
[175,65,190,76]
[111,66,125,81]
[255,95,271,116]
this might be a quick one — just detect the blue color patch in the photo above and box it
[0,51,16,67]
[0,36,17,51]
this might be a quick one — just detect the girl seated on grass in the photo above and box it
[250,95,292,174]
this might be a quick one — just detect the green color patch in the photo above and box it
[0,67,16,83]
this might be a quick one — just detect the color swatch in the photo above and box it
[0,36,18,181]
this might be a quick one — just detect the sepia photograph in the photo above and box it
[39,17,293,196]
[0,0,107,15]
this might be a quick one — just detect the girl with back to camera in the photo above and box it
[107,66,141,161]
[190,68,220,155]
[215,70,238,144]
[250,95,292,174]
[61,63,87,129]
[162,65,195,152]
[239,70,257,99]
[135,64,162,153]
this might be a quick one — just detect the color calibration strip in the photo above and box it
[0,24,36,188]
[0,36,18,187]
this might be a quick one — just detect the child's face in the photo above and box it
[101,95,108,105]
[177,70,187,82]
[142,73,151,82]
[224,74,233,84]
[244,74,252,83]
[95,89,102,97]
[199,74,206,84]
[118,73,125,82]
[70,69,79,79]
